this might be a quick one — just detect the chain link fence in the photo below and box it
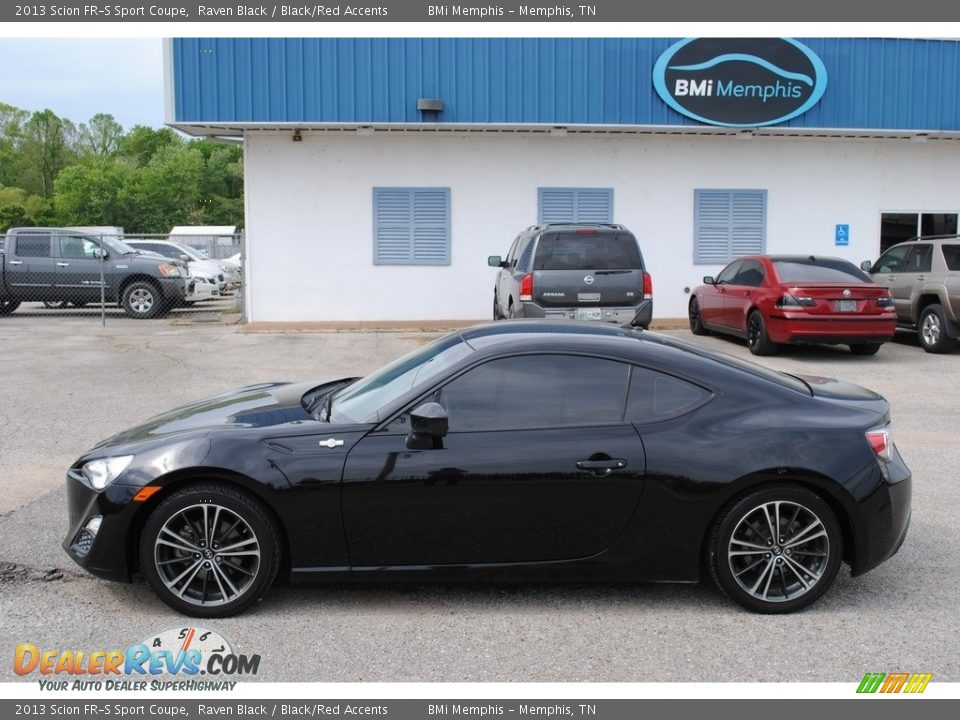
[0,230,243,325]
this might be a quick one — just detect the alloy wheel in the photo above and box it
[921,312,941,347]
[129,288,154,314]
[153,503,261,608]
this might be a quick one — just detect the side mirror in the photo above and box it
[92,248,107,260]
[702,275,716,285]
[487,255,506,268]
[860,260,873,271]
[180,254,191,262]
[406,401,449,450]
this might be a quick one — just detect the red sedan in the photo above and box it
[689,255,897,356]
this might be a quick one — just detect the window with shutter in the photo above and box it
[693,189,766,265]
[538,188,613,224]
[373,187,451,265]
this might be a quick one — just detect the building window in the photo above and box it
[694,189,767,265]
[880,213,957,253]
[373,187,451,266]
[538,188,613,224]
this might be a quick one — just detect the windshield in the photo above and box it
[773,258,870,283]
[97,235,140,256]
[329,333,475,423]
[172,243,205,261]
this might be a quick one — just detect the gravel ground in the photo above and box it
[0,314,957,683]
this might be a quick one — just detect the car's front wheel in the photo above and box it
[919,304,956,354]
[140,483,280,617]
[688,297,708,335]
[707,484,843,614]
[122,281,163,319]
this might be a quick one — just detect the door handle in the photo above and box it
[576,458,627,477]
[56,262,69,267]
[9,260,22,265]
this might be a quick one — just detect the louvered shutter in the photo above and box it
[373,188,451,265]
[694,189,766,264]
[538,188,613,224]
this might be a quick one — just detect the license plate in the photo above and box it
[576,308,603,321]
[836,300,857,312]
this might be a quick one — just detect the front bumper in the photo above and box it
[63,471,142,583]
[518,299,653,327]
[158,277,189,303]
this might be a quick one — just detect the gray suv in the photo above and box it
[862,235,960,353]
[487,223,652,328]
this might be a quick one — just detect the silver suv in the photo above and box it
[487,223,652,328]
[862,235,960,353]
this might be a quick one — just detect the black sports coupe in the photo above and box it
[63,321,911,617]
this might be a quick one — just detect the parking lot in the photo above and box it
[0,315,957,682]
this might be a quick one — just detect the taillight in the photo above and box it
[777,294,815,308]
[866,425,893,462]
[519,274,533,302]
[876,296,895,309]
[642,272,653,299]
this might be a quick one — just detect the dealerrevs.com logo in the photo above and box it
[653,38,828,128]
[13,627,259,691]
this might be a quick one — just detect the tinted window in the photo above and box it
[715,260,742,285]
[533,233,641,271]
[873,245,909,274]
[773,258,870,283]
[942,244,960,271]
[517,239,535,271]
[626,367,712,423]
[15,236,51,258]
[57,236,99,259]
[733,260,765,287]
[901,245,932,273]
[439,355,630,432]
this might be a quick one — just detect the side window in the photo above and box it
[57,236,99,259]
[902,244,932,273]
[504,235,521,266]
[942,244,960,271]
[626,367,712,423]
[15,235,51,258]
[715,260,743,285]
[517,238,535,272]
[733,259,765,287]
[437,355,630,432]
[873,245,909,274]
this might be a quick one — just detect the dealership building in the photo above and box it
[164,37,960,322]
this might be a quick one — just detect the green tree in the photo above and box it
[0,185,29,232]
[19,109,76,197]
[53,156,132,226]
[78,113,124,156]
[0,102,28,187]
[121,143,204,232]
[116,125,178,166]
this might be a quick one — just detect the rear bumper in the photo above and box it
[518,300,653,327]
[850,446,912,577]
[766,312,897,345]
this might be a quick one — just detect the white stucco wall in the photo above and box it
[242,130,960,322]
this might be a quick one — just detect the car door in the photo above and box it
[699,260,742,329]
[869,244,912,321]
[895,244,933,320]
[340,353,646,568]
[54,234,107,303]
[7,233,56,299]
[723,259,767,333]
[497,234,527,316]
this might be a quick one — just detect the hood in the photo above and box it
[126,252,187,270]
[93,381,333,448]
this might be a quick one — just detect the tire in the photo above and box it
[688,297,708,335]
[918,304,956,354]
[0,299,20,316]
[121,280,163,319]
[849,343,881,356]
[746,310,777,356]
[43,300,69,310]
[508,301,516,319]
[707,484,843,614]
[139,483,280,618]
[70,301,88,309]
[493,294,503,320]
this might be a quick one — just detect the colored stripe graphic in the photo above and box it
[857,672,932,694]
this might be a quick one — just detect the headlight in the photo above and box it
[81,456,134,490]
[158,264,183,278]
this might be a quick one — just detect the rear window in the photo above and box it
[772,257,870,283]
[942,244,960,271]
[533,233,642,271]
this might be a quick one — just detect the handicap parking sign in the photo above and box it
[835,224,849,246]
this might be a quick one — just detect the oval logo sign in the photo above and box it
[653,38,827,128]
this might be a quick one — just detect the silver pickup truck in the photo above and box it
[862,235,960,353]
[0,228,191,319]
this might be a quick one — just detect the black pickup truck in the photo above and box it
[0,228,191,319]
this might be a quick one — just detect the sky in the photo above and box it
[0,38,165,131]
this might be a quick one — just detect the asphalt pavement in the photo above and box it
[0,311,957,682]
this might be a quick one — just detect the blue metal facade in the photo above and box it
[171,38,960,131]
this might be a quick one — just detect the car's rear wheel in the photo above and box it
[849,343,882,356]
[140,483,280,618]
[0,299,20,315]
[746,310,776,356]
[42,300,69,309]
[708,484,843,614]
[919,304,956,354]
[688,297,708,335]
